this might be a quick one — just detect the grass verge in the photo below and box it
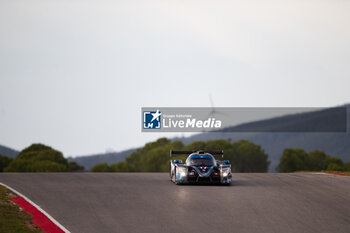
[0,185,43,233]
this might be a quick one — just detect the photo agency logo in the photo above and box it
[142,107,223,132]
[141,107,347,133]
[143,110,162,129]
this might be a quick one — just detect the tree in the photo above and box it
[4,160,30,172]
[325,156,343,169]
[326,163,343,171]
[277,148,308,172]
[185,141,208,151]
[111,161,132,172]
[277,148,347,172]
[4,143,73,172]
[16,144,67,165]
[0,154,13,172]
[111,138,184,172]
[105,138,270,173]
[28,161,68,172]
[230,140,270,172]
[305,150,327,171]
[90,163,113,172]
[68,161,84,172]
[343,162,350,172]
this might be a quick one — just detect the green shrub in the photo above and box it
[4,160,31,172]
[277,148,346,172]
[230,140,270,172]
[277,149,308,172]
[305,150,327,171]
[3,143,83,172]
[325,156,343,168]
[90,163,113,172]
[28,161,68,172]
[0,155,13,172]
[68,161,84,172]
[107,138,270,173]
[327,163,343,171]
[343,162,350,172]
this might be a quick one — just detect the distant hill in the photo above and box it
[219,106,347,132]
[0,145,19,158]
[68,148,136,171]
[2,104,350,172]
[176,105,350,172]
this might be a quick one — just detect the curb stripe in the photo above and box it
[324,172,347,177]
[0,182,70,233]
[11,196,64,233]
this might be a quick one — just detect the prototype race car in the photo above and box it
[169,150,232,185]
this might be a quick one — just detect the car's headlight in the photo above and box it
[178,167,187,177]
[222,168,231,177]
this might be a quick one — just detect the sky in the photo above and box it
[1,0,350,156]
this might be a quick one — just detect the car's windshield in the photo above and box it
[189,158,214,166]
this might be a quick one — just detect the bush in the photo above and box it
[327,163,343,171]
[277,148,347,172]
[343,162,350,172]
[4,160,32,172]
[107,138,270,173]
[230,140,270,172]
[68,161,84,172]
[17,144,67,165]
[277,149,308,172]
[90,163,113,172]
[0,155,13,172]
[3,143,84,172]
[28,161,68,172]
[305,150,327,171]
[325,156,343,168]
[111,161,131,172]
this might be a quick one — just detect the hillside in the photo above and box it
[2,105,349,172]
[76,105,349,172]
[177,105,350,171]
[0,145,19,158]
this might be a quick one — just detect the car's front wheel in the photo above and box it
[170,170,175,183]
[173,168,181,185]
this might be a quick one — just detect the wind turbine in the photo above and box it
[201,94,229,133]
[207,93,229,119]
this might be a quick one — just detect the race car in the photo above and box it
[169,150,232,185]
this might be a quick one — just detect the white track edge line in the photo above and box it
[0,182,71,233]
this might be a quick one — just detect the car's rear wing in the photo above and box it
[170,150,224,158]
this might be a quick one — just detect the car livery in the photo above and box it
[169,150,232,185]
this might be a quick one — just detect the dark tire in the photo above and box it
[171,170,175,183]
[222,179,232,186]
[169,163,172,181]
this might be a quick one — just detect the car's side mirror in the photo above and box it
[224,160,230,164]
[173,160,183,164]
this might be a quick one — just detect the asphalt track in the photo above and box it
[1,173,350,233]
